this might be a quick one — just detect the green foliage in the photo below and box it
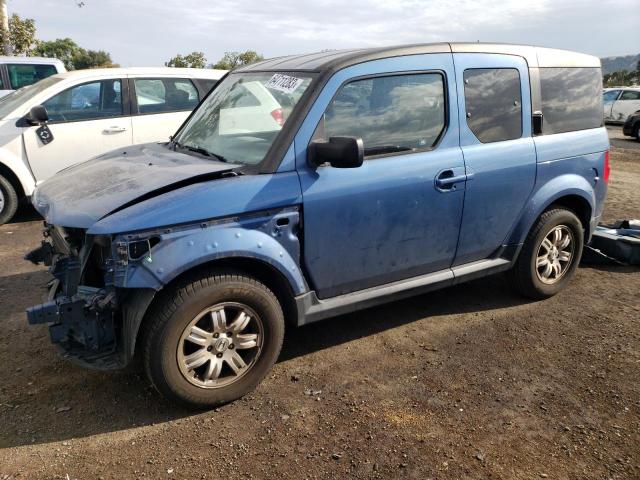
[34,38,115,70]
[0,14,37,55]
[165,51,207,69]
[33,38,79,70]
[72,49,114,69]
[212,50,264,70]
[603,69,639,87]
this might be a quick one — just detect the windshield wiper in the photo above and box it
[175,142,228,163]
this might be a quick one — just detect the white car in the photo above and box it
[0,67,226,224]
[219,81,284,135]
[603,87,640,123]
[0,56,66,98]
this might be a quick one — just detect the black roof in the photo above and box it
[235,42,600,73]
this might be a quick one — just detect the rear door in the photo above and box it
[611,90,640,122]
[24,77,133,182]
[129,76,201,144]
[296,54,466,299]
[452,54,537,266]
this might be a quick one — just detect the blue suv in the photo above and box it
[26,43,609,408]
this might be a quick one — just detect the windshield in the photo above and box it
[174,72,314,165]
[0,75,63,119]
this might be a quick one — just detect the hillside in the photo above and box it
[601,54,639,75]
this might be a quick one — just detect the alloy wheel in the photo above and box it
[535,225,574,285]
[177,302,263,389]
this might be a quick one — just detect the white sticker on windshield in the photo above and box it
[266,74,304,94]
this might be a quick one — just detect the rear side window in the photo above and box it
[540,67,603,134]
[134,78,199,114]
[463,68,522,143]
[7,64,58,89]
[319,73,446,157]
[198,79,218,93]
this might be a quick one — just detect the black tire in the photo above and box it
[634,125,640,142]
[142,270,285,409]
[0,174,18,226]
[509,208,584,300]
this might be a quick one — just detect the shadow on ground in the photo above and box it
[0,270,532,448]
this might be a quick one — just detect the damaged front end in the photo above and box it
[25,224,124,369]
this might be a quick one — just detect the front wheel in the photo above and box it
[142,271,285,409]
[509,208,584,300]
[0,174,18,225]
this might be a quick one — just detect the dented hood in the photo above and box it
[32,143,238,228]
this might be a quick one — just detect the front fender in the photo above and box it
[113,208,308,296]
[507,173,595,247]
[0,142,35,196]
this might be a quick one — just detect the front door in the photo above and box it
[451,54,537,265]
[296,54,466,299]
[24,78,132,183]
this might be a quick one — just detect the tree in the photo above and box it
[212,50,264,70]
[72,49,115,69]
[34,38,115,70]
[165,51,207,69]
[0,13,37,55]
[34,38,80,70]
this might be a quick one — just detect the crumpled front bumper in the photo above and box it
[26,285,115,352]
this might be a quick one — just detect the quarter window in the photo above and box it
[134,78,199,113]
[318,73,446,157]
[540,67,603,134]
[7,64,58,89]
[463,68,522,143]
[43,79,123,122]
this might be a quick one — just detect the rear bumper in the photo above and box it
[588,214,602,244]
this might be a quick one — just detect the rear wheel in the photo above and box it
[634,125,640,142]
[509,208,584,299]
[142,271,285,409]
[0,174,18,226]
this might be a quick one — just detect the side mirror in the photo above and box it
[308,136,364,168]
[26,105,49,125]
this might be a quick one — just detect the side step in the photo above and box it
[296,258,511,326]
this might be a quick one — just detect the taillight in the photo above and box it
[270,108,284,126]
[603,150,610,183]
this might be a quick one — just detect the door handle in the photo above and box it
[435,169,467,191]
[103,126,127,134]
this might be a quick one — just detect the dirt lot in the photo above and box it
[1,133,639,480]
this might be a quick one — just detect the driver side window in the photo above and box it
[43,79,123,123]
[316,72,446,158]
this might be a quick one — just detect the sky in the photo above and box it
[7,0,639,67]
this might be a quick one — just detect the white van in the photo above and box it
[603,87,640,123]
[0,67,226,224]
[0,56,66,97]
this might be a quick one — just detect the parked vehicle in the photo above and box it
[603,87,640,123]
[26,43,609,409]
[622,109,640,141]
[0,67,226,224]
[0,56,66,98]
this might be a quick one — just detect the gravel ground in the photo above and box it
[0,131,638,480]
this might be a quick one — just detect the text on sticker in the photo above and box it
[266,74,304,94]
